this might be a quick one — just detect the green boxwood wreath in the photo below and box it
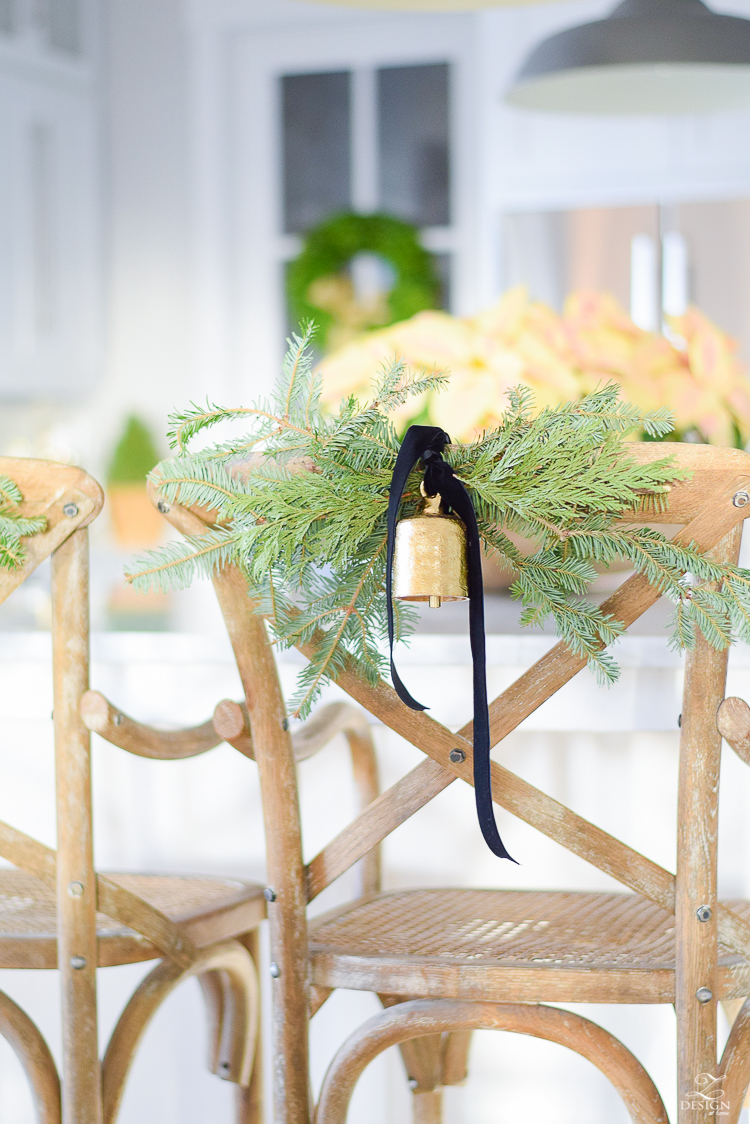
[286,211,441,346]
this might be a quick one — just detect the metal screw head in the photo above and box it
[70,956,86,970]
[263,887,277,902]
[62,503,79,518]
[68,881,84,898]
[157,500,170,514]
[449,748,466,764]
[269,962,281,978]
[218,1061,231,1077]
[733,491,750,509]
[696,905,712,922]
[696,986,713,1004]
[113,713,124,727]
[407,1078,418,1091]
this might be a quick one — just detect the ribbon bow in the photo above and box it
[386,425,516,861]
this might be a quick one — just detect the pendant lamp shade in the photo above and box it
[507,0,750,113]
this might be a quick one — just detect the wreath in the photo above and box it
[286,211,441,350]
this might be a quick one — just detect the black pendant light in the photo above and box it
[507,0,750,114]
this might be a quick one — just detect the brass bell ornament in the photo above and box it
[392,486,468,608]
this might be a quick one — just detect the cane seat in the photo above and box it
[309,888,750,1004]
[0,868,265,968]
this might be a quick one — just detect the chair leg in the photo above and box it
[51,531,102,1124]
[412,1090,442,1124]
[235,931,263,1124]
[675,527,740,1122]
[102,940,258,1124]
[316,999,669,1124]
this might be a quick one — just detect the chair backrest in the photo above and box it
[153,440,750,1121]
[0,459,226,1124]
[0,457,104,1121]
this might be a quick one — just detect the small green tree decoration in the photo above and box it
[0,476,46,572]
[127,328,750,718]
[107,416,160,484]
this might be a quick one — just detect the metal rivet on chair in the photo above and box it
[733,491,750,508]
[68,881,84,898]
[264,887,277,902]
[113,713,124,727]
[269,962,281,978]
[449,748,465,764]
[63,503,79,518]
[696,986,713,1004]
[70,956,86,970]
[696,905,712,922]
[157,500,170,514]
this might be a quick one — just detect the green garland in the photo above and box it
[127,328,750,718]
[0,476,46,572]
[286,212,440,347]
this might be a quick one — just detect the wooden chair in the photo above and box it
[0,457,269,1124]
[154,442,750,1124]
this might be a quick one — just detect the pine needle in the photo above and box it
[127,338,750,717]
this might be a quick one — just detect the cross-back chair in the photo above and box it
[155,442,750,1124]
[0,457,271,1124]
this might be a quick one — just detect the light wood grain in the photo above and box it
[0,458,103,606]
[51,529,102,1124]
[719,996,750,1124]
[717,696,750,766]
[315,1000,669,1124]
[675,526,740,1121]
[81,689,225,760]
[0,990,61,1124]
[211,567,311,1124]
[102,940,258,1124]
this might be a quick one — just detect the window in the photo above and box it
[280,61,453,317]
[503,201,750,362]
[282,72,351,235]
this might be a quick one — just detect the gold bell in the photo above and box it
[393,487,468,608]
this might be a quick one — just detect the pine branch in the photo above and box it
[0,475,46,573]
[127,339,750,716]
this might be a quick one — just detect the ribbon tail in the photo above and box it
[442,474,517,863]
[390,661,428,711]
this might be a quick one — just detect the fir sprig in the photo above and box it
[0,476,46,572]
[127,329,750,715]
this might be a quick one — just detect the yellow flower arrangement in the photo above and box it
[317,286,750,447]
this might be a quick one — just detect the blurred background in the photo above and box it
[4,0,750,1121]
[5,0,750,625]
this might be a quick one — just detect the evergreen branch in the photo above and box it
[0,475,47,573]
[128,338,749,716]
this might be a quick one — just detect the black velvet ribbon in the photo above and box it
[386,425,516,861]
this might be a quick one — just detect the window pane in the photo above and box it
[282,71,351,234]
[432,252,452,311]
[378,63,450,228]
[0,0,14,35]
[35,0,81,53]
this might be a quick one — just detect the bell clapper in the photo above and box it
[429,595,442,608]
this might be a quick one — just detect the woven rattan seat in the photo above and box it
[310,888,750,1004]
[0,869,265,969]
